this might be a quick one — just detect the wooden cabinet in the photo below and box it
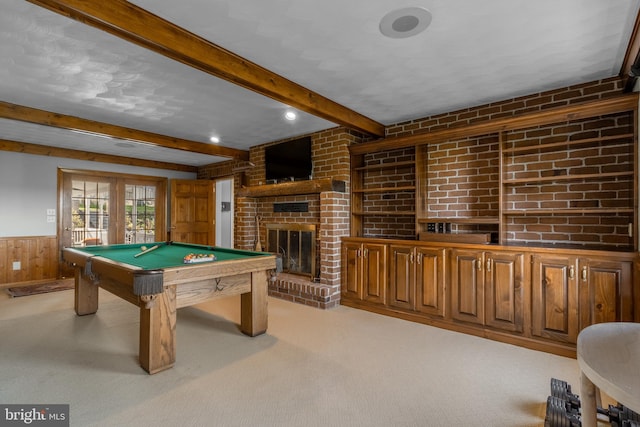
[389,245,414,310]
[341,241,387,305]
[450,249,485,325]
[415,246,447,318]
[450,248,524,332]
[342,237,636,357]
[531,253,579,343]
[531,253,635,344]
[578,257,634,329]
[484,251,525,333]
[389,244,446,317]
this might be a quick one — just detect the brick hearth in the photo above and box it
[269,272,340,309]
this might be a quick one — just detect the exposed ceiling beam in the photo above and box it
[621,9,640,92]
[27,0,386,138]
[0,101,248,160]
[0,138,198,172]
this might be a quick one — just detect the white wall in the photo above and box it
[0,151,196,237]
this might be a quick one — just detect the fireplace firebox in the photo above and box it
[266,223,317,279]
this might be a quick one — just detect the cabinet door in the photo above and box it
[415,247,446,318]
[341,242,363,300]
[531,254,579,343]
[578,258,634,329]
[363,243,387,305]
[484,251,524,333]
[389,245,415,310]
[450,249,484,325]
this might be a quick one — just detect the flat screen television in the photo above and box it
[265,136,312,182]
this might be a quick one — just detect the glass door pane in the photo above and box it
[125,184,157,243]
[71,180,111,246]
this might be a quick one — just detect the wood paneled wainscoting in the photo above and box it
[0,236,59,287]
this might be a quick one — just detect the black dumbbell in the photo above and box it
[545,395,582,427]
[609,404,640,426]
[551,378,581,410]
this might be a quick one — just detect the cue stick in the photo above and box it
[134,244,160,258]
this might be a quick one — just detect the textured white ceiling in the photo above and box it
[0,0,639,167]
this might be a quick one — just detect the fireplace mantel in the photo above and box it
[237,178,346,198]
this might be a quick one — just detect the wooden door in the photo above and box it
[415,247,446,318]
[362,243,387,305]
[484,251,524,333]
[170,180,215,245]
[578,258,634,329]
[341,242,363,300]
[450,249,484,325]
[389,245,415,310]
[531,254,579,343]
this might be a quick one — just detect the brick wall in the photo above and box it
[502,112,634,248]
[354,76,634,248]
[359,147,416,238]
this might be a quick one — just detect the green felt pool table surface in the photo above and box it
[75,241,270,270]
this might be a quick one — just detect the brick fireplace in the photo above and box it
[236,180,348,309]
[198,128,364,308]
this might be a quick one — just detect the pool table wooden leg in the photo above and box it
[74,268,99,316]
[240,270,268,336]
[139,285,177,374]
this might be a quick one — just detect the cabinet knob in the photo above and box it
[581,266,587,281]
[569,266,575,280]
[477,258,482,271]
[486,258,491,272]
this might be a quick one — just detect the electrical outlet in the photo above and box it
[46,208,56,216]
[47,215,56,223]
[12,261,21,270]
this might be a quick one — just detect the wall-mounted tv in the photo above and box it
[265,136,312,182]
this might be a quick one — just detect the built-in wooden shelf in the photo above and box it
[353,161,415,171]
[352,186,416,193]
[503,171,633,184]
[352,211,415,216]
[237,178,346,197]
[502,133,634,155]
[417,217,499,224]
[504,208,634,215]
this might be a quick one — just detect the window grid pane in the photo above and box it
[125,184,156,243]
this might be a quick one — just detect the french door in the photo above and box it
[58,169,167,278]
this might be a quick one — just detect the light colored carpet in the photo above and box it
[0,289,581,426]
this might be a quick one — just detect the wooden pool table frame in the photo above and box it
[62,245,276,374]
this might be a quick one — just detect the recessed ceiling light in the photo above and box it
[379,7,432,39]
[115,142,134,148]
[210,136,220,143]
[284,111,297,121]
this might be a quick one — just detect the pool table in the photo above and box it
[62,242,276,374]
